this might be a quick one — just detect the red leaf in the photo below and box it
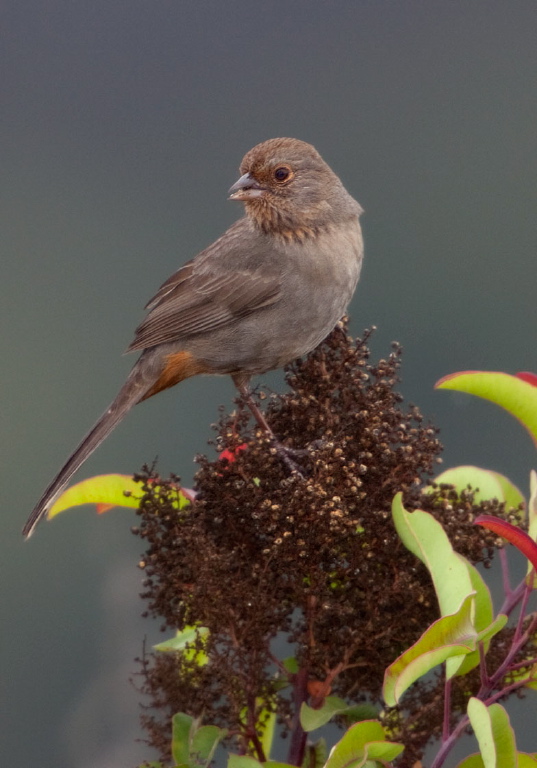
[435,370,485,387]
[96,503,115,515]
[475,514,537,571]
[516,372,537,387]
[219,443,248,464]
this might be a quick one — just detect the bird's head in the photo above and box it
[228,138,361,237]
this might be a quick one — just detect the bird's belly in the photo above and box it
[181,221,363,376]
[198,267,359,375]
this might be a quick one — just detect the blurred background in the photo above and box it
[2,2,536,766]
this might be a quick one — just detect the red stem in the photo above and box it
[287,668,309,767]
[431,575,536,767]
[442,676,452,742]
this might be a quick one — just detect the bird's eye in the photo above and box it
[273,166,291,182]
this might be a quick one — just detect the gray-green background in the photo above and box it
[2,2,536,766]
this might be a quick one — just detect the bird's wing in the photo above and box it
[127,254,282,353]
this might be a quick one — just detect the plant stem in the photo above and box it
[430,714,470,768]
[498,576,526,618]
[442,676,451,742]
[432,574,536,767]
[514,579,533,642]
[499,546,511,598]
[246,692,266,762]
[478,641,489,688]
[287,668,309,767]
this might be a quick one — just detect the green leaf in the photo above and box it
[392,493,474,616]
[453,613,507,681]
[272,656,297,692]
[528,470,537,584]
[432,466,525,513]
[228,756,263,768]
[300,696,349,731]
[392,492,479,676]
[172,713,194,766]
[383,593,477,706]
[436,371,537,447]
[191,725,223,765]
[171,713,225,768]
[454,755,537,768]
[258,708,277,759]
[453,562,502,677]
[154,625,208,651]
[324,721,404,768]
[340,704,379,726]
[265,763,296,768]
[154,625,209,667]
[363,741,405,762]
[48,474,144,518]
[302,738,327,768]
[518,755,537,767]
[392,493,504,677]
[282,657,299,674]
[454,754,537,768]
[247,698,277,762]
[467,698,517,768]
[47,473,190,520]
[455,755,486,768]
[237,700,277,759]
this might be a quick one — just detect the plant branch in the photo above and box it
[478,641,490,688]
[442,675,451,742]
[499,546,511,598]
[432,575,536,767]
[287,667,309,767]
[498,576,527,618]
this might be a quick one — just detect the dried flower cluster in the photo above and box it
[133,323,512,766]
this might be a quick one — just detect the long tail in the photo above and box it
[23,359,156,538]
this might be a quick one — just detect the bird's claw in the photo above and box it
[270,440,311,477]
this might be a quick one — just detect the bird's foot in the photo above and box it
[270,440,308,476]
[269,439,328,476]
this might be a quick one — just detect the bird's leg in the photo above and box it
[232,375,306,475]
[235,381,275,436]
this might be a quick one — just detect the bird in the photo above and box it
[23,137,364,538]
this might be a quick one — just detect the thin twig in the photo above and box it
[498,576,526,618]
[432,567,536,767]
[442,676,452,742]
[499,546,511,599]
[430,713,470,768]
[478,641,489,688]
[287,668,309,767]
[513,581,533,643]
[509,656,537,672]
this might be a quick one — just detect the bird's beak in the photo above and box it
[228,173,265,201]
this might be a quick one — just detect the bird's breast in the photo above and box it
[253,218,364,368]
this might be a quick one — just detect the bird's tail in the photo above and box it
[23,361,154,538]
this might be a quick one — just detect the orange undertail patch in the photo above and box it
[141,351,210,401]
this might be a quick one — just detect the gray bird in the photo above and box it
[24,138,364,538]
